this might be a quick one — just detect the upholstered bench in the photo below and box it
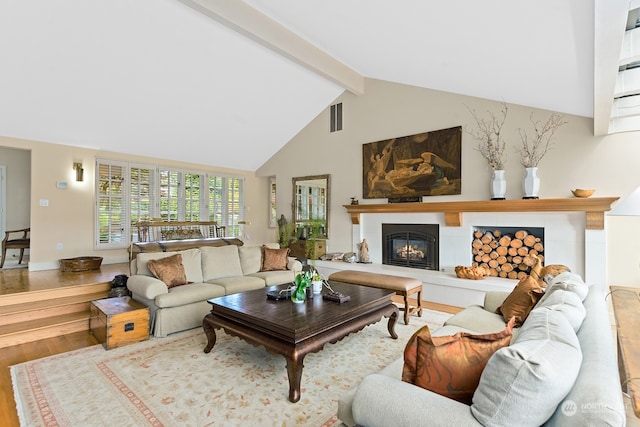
[328,270,423,324]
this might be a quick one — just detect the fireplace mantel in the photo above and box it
[344,197,619,230]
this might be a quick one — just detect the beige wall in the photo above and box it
[258,78,640,287]
[0,136,274,270]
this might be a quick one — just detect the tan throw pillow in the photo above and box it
[261,246,290,271]
[402,317,515,404]
[147,253,187,288]
[497,275,544,326]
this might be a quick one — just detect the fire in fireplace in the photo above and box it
[382,223,439,270]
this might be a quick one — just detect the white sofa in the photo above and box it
[337,272,626,427]
[127,243,301,337]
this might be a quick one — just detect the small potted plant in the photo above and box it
[311,270,323,294]
[292,271,312,303]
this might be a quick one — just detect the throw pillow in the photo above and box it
[147,253,187,288]
[497,275,544,326]
[261,246,290,271]
[402,317,515,405]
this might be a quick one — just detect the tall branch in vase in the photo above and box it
[516,112,567,167]
[465,103,508,171]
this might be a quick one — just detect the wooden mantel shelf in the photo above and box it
[343,197,619,230]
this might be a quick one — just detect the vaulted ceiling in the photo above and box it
[0,0,627,171]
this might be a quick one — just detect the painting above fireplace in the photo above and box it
[362,126,462,199]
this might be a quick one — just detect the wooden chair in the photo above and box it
[1,227,30,268]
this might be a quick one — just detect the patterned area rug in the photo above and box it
[11,309,451,427]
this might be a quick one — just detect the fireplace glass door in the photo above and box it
[382,224,438,270]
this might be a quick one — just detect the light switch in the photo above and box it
[39,199,49,207]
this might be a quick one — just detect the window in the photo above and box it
[95,159,244,249]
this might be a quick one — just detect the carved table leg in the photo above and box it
[285,355,305,403]
[203,316,217,353]
[386,305,399,340]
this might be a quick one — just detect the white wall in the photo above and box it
[258,78,640,287]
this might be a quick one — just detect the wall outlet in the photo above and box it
[56,243,63,250]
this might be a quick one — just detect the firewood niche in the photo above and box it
[343,197,619,230]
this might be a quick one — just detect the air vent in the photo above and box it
[330,102,342,132]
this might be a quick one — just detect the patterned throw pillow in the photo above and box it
[147,253,187,288]
[402,317,515,404]
[497,275,545,326]
[261,246,290,271]
[160,228,203,240]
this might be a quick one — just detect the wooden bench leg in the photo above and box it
[403,292,411,325]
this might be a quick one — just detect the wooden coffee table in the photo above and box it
[202,282,398,402]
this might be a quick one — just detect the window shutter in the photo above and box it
[95,159,127,248]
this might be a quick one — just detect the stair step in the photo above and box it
[0,282,111,307]
[0,291,108,317]
[0,311,91,348]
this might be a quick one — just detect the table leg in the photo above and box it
[285,355,305,403]
[386,305,399,339]
[203,316,217,353]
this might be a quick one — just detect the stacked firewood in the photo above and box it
[471,229,544,279]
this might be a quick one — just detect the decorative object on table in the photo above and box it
[322,280,351,303]
[516,112,567,199]
[465,103,508,200]
[571,189,595,198]
[454,265,489,280]
[362,126,461,199]
[291,271,312,303]
[59,256,103,272]
[358,238,370,263]
[342,252,357,263]
[312,271,323,294]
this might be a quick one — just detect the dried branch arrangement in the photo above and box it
[466,103,508,171]
[516,113,567,168]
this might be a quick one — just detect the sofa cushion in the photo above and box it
[539,271,589,303]
[136,251,179,277]
[536,288,586,332]
[155,282,226,308]
[444,305,508,335]
[238,245,263,275]
[178,248,203,283]
[402,317,515,405]
[249,270,295,286]
[497,275,544,326]
[261,246,290,271]
[207,275,267,294]
[147,253,188,288]
[471,309,582,427]
[201,245,243,280]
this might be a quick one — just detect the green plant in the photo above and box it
[303,218,326,260]
[277,215,297,248]
[292,271,312,302]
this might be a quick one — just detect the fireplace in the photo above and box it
[382,223,439,270]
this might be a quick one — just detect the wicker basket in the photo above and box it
[59,256,103,272]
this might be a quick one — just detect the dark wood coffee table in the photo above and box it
[202,282,398,402]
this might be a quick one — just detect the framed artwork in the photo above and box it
[362,126,462,199]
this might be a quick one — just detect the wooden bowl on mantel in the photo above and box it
[59,256,103,272]
[571,189,595,198]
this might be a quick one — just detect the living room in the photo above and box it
[1,1,639,426]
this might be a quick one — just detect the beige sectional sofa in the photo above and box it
[127,241,301,337]
[338,272,626,427]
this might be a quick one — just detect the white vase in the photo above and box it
[490,170,507,200]
[312,280,323,294]
[523,167,540,199]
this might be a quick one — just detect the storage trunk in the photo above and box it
[90,297,149,350]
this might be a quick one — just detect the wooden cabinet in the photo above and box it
[90,296,149,350]
[288,240,326,260]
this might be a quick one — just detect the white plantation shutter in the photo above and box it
[129,164,156,243]
[96,160,127,248]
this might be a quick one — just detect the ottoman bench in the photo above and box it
[328,270,423,324]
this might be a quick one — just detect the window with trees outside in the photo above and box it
[96,159,244,249]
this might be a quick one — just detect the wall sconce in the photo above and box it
[73,162,84,182]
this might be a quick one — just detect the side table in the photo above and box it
[90,296,150,350]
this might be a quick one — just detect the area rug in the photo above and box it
[11,309,451,427]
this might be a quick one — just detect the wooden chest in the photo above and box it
[90,297,150,350]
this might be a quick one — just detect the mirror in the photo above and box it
[292,174,330,239]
